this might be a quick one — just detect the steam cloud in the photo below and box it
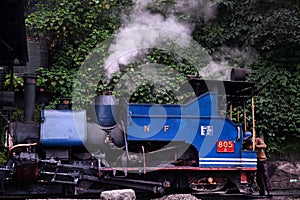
[104,0,218,80]
[104,0,256,81]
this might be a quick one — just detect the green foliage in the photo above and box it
[195,0,300,57]
[26,0,129,69]
[4,75,23,91]
[25,0,132,107]
[37,67,77,108]
[251,63,300,156]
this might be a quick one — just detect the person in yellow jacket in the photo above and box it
[243,131,273,198]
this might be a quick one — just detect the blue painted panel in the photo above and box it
[182,92,218,116]
[240,150,257,168]
[40,110,87,147]
[129,92,217,118]
[199,118,242,167]
[128,114,244,168]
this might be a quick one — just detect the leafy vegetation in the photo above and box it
[25,0,131,106]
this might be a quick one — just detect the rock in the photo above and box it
[152,194,199,200]
[269,161,300,189]
[276,161,300,175]
[100,189,136,200]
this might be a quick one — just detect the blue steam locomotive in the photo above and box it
[0,69,258,197]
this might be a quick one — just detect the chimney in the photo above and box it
[23,74,36,122]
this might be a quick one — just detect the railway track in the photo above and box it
[149,189,300,200]
[192,192,300,200]
[0,188,299,199]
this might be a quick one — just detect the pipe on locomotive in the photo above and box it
[230,68,251,81]
[23,74,36,122]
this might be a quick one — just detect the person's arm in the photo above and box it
[255,137,267,149]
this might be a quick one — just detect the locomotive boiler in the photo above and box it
[0,69,259,198]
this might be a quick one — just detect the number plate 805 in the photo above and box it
[217,140,234,153]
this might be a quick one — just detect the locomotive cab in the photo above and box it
[124,72,258,193]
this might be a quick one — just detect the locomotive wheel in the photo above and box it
[188,176,227,192]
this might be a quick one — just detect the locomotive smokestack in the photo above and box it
[230,68,252,81]
[23,74,36,122]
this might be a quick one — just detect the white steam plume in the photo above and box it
[104,0,219,80]
[104,13,192,78]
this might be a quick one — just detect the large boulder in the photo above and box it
[100,189,136,200]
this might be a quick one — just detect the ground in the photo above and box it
[269,161,300,189]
